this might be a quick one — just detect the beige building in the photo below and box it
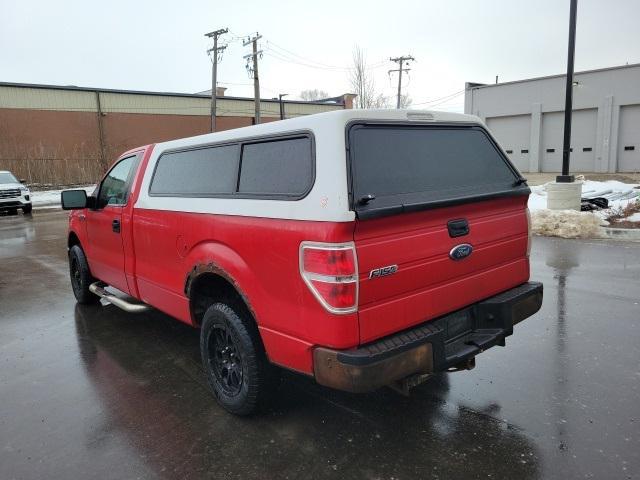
[0,81,354,184]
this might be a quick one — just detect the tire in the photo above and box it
[200,303,278,415]
[22,204,32,214]
[7,208,18,216]
[69,244,99,304]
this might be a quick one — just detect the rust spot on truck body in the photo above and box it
[185,262,258,327]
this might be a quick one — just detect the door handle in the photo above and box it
[447,218,469,238]
[112,219,121,233]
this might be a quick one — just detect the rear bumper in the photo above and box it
[313,281,543,392]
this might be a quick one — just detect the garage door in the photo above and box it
[486,115,531,172]
[542,109,597,172]
[617,105,640,172]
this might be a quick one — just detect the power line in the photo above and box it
[264,41,386,71]
[411,89,465,106]
[427,95,465,108]
[266,40,349,70]
[267,40,386,70]
[263,49,348,72]
[227,29,255,41]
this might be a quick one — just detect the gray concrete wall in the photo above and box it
[465,64,640,173]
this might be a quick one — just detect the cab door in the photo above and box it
[85,154,140,293]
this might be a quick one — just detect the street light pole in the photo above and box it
[557,0,578,183]
[279,93,288,120]
[547,0,582,210]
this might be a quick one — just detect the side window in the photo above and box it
[150,144,239,195]
[97,155,138,208]
[238,137,313,196]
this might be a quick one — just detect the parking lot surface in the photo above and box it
[1,209,639,479]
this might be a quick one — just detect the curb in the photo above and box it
[603,227,640,241]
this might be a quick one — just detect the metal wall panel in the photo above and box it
[0,85,343,118]
[542,109,597,172]
[486,115,531,172]
[570,109,598,171]
[617,105,640,172]
[0,86,96,111]
[541,112,563,172]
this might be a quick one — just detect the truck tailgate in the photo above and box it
[355,196,530,343]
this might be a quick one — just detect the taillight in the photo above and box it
[299,242,358,314]
[525,207,532,257]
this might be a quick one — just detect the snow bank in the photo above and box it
[531,209,605,239]
[31,185,96,208]
[528,179,639,238]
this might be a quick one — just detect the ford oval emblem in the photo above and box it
[449,243,473,260]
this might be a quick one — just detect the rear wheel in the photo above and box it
[200,303,278,415]
[69,245,99,304]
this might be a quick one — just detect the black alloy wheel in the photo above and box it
[208,324,244,396]
[200,303,279,415]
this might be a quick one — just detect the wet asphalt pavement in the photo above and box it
[1,209,639,480]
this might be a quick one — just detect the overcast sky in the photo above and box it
[2,0,639,112]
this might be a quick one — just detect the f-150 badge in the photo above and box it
[369,264,398,279]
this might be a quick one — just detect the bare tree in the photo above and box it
[350,45,379,109]
[300,89,329,101]
[399,93,412,108]
[372,93,391,108]
[349,46,412,109]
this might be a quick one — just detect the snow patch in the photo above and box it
[626,212,640,222]
[531,210,605,239]
[31,185,96,208]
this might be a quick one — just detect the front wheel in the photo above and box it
[22,204,32,214]
[200,303,278,415]
[69,245,99,304]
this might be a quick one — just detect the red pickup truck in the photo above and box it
[62,109,542,415]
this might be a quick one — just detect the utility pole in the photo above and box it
[205,28,228,132]
[243,33,263,124]
[278,93,288,120]
[389,55,414,109]
[558,0,578,183]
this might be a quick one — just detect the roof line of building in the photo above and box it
[0,81,345,106]
[467,62,640,90]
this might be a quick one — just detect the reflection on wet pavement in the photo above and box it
[1,210,639,479]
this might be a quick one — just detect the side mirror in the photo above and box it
[20,179,27,184]
[61,189,88,210]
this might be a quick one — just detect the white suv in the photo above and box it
[0,170,32,215]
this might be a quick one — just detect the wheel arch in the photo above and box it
[183,240,265,327]
[68,230,81,249]
[186,266,258,332]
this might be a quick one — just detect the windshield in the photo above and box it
[348,124,525,218]
[0,172,19,184]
